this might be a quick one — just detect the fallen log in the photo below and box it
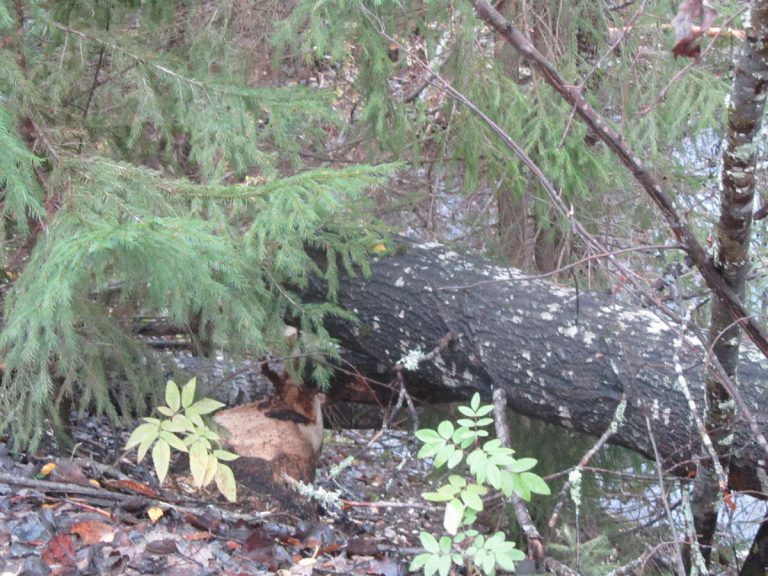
[313,240,768,495]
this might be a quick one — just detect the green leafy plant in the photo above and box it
[410,393,550,576]
[125,377,239,502]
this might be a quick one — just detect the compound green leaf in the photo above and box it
[165,380,181,413]
[126,422,159,450]
[419,531,440,554]
[217,464,239,502]
[181,377,196,408]
[159,430,188,453]
[189,441,209,488]
[187,398,225,416]
[137,432,157,464]
[152,439,171,484]
[213,449,239,462]
[437,420,454,440]
[444,498,464,535]
[507,457,538,473]
[409,552,431,572]
[522,472,551,495]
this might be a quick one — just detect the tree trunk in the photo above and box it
[314,240,768,495]
[693,2,768,566]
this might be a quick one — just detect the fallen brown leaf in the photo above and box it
[71,519,115,545]
[41,533,76,568]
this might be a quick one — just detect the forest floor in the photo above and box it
[0,410,461,576]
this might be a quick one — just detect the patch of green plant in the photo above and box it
[410,393,550,576]
[125,377,239,502]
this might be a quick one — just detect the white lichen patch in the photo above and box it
[549,288,575,299]
[521,350,531,361]
[617,309,668,335]
[548,303,561,313]
[610,398,627,433]
[718,398,736,412]
[719,433,735,447]
[395,276,405,287]
[559,325,578,338]
[583,331,596,346]
[511,315,523,324]
[730,142,757,162]
[598,306,619,318]
[558,405,572,421]
[541,312,554,321]
[397,309,405,319]
[398,348,424,370]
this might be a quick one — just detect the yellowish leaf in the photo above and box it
[215,463,237,502]
[147,507,164,523]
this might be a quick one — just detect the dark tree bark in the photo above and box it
[315,240,768,494]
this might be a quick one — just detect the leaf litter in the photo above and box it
[0,413,452,576]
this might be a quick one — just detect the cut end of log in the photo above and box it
[214,376,325,486]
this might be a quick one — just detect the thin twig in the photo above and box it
[644,415,687,576]
[0,472,275,523]
[548,393,627,529]
[492,388,546,562]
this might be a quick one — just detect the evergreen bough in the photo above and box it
[0,0,396,449]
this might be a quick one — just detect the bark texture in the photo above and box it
[693,2,768,564]
[316,240,768,494]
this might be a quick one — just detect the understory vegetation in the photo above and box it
[0,1,396,448]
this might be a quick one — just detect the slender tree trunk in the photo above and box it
[692,3,768,567]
